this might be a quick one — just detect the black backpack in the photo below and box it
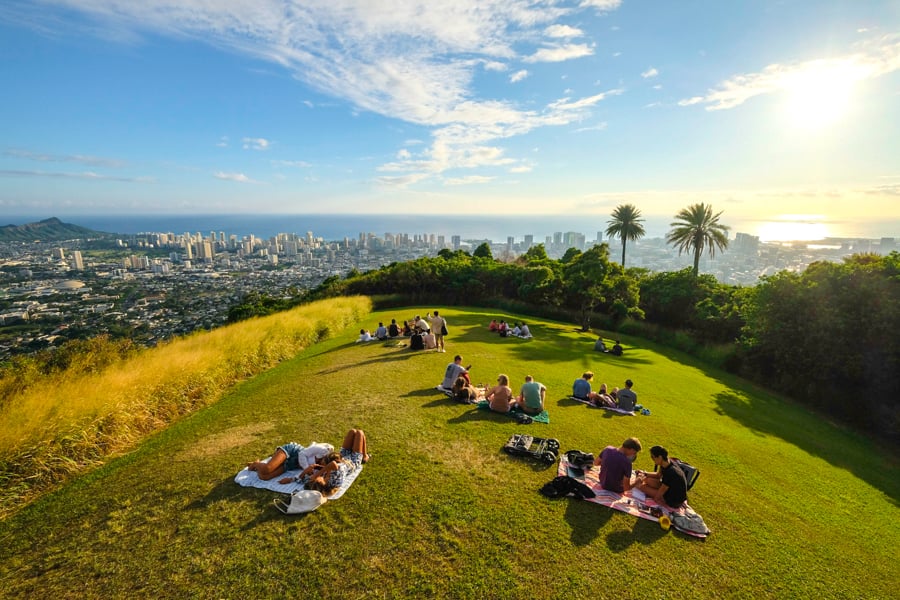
[565,450,595,468]
[539,476,596,499]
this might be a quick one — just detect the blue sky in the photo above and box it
[1,1,898,239]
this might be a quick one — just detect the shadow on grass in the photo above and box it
[402,387,445,398]
[563,497,612,546]
[185,476,306,530]
[713,391,900,505]
[605,517,686,552]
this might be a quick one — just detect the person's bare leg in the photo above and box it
[346,429,369,462]
[250,448,288,480]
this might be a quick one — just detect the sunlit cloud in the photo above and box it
[510,69,529,83]
[641,67,659,78]
[580,0,623,13]
[216,136,229,148]
[574,122,608,132]
[679,34,900,111]
[509,165,532,173]
[483,60,508,72]
[375,173,430,187]
[213,171,261,184]
[242,137,270,150]
[444,175,495,185]
[4,148,126,168]
[545,24,583,38]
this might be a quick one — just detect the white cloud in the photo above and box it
[545,24,583,39]
[403,139,425,146]
[444,175,495,185]
[396,149,411,159]
[375,173,431,187]
[214,171,260,184]
[242,137,270,150]
[580,0,623,13]
[271,160,311,168]
[0,169,152,182]
[10,2,628,185]
[641,67,659,78]
[574,122,608,132]
[652,84,662,90]
[510,69,529,83]
[524,43,594,63]
[216,136,229,148]
[4,148,126,168]
[679,35,900,111]
[509,165,532,173]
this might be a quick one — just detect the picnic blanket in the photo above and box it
[234,458,364,500]
[569,396,635,416]
[557,456,708,538]
[475,400,550,424]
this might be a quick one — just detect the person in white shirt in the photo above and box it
[374,322,388,340]
[356,329,374,342]
[430,310,447,352]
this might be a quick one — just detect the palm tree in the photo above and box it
[665,203,730,276]
[605,204,646,267]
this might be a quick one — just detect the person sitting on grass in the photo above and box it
[485,374,515,414]
[451,376,479,403]
[593,437,642,494]
[518,322,531,338]
[440,355,471,389]
[594,383,616,408]
[573,371,599,402]
[516,375,546,415]
[278,429,369,496]
[357,329,374,342]
[511,322,522,337]
[594,336,608,352]
[633,445,688,508]
[489,319,499,332]
[616,379,637,411]
[374,322,388,340]
[610,340,624,356]
[388,319,401,338]
[498,321,509,337]
[402,320,413,336]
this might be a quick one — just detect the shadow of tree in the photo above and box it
[713,391,900,505]
[605,517,679,552]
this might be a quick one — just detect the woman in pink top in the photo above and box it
[485,374,515,413]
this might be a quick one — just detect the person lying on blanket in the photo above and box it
[593,437,642,493]
[633,445,688,508]
[485,374,515,413]
[451,376,479,403]
[246,441,332,481]
[278,429,370,496]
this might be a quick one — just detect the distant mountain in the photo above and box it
[0,217,109,242]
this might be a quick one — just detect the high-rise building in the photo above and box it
[452,235,461,250]
[524,235,534,249]
[71,250,84,270]
[596,231,603,243]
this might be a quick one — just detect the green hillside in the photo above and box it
[0,307,896,599]
[0,217,107,241]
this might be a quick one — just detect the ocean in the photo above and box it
[7,214,899,243]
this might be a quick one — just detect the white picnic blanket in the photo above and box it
[234,458,364,500]
[570,396,635,416]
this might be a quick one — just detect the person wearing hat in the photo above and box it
[633,445,688,508]
[616,379,637,411]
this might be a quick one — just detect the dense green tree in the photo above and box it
[605,204,646,267]
[562,244,621,330]
[665,203,730,276]
[472,242,493,260]
[521,244,549,263]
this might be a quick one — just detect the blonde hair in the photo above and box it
[497,374,509,386]
[583,371,594,380]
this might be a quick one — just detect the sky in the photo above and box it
[1,1,899,240]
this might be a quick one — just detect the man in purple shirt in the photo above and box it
[594,437,642,493]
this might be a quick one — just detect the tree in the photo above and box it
[562,244,616,331]
[605,204,646,267]
[665,203,730,276]
[472,242,493,260]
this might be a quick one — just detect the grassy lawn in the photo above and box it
[0,306,896,599]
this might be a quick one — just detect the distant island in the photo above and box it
[0,217,109,242]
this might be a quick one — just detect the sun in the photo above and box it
[758,216,829,242]
[781,60,863,130]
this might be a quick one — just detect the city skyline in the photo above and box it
[1,1,899,241]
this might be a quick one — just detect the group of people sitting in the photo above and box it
[357,311,449,352]
[572,372,638,411]
[246,429,369,497]
[439,355,547,416]
[488,319,531,338]
[592,437,688,509]
[594,337,624,356]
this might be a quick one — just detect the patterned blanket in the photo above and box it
[558,456,708,538]
[569,396,635,416]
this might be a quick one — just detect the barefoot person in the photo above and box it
[485,374,515,413]
[279,429,369,496]
[246,442,305,481]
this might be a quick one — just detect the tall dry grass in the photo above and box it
[0,296,370,518]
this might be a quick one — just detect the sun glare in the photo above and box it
[758,217,829,242]
[781,61,863,130]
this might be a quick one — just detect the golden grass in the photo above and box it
[0,296,370,517]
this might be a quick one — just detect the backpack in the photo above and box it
[539,476,596,500]
[565,450,595,468]
[671,511,710,535]
[409,333,424,350]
